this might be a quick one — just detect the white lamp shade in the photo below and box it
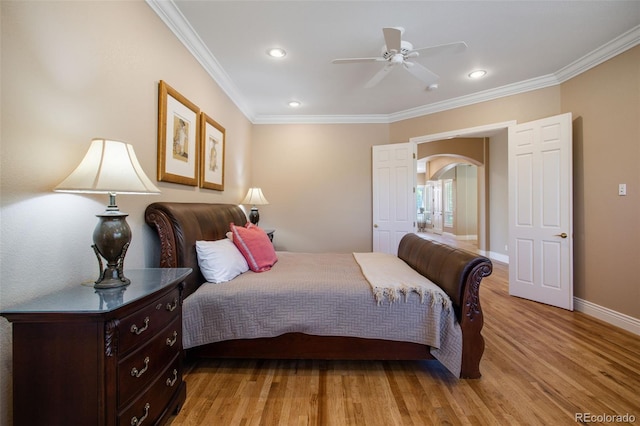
[242,188,269,205]
[54,139,160,194]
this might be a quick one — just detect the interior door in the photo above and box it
[372,142,416,254]
[508,113,573,310]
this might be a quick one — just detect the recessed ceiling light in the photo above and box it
[288,101,301,108]
[267,48,286,58]
[468,70,487,79]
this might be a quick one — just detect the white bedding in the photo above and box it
[182,251,463,377]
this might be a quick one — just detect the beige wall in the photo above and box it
[455,165,478,238]
[250,123,389,252]
[0,2,252,424]
[418,138,486,167]
[489,130,509,258]
[561,46,640,318]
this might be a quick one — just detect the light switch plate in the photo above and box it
[619,183,627,196]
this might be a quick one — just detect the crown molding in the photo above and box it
[146,0,256,121]
[252,114,390,125]
[147,2,639,125]
[388,74,560,123]
[555,24,640,83]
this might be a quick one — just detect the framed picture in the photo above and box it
[199,112,225,191]
[157,80,200,186]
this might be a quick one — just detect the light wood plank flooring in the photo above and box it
[167,254,639,425]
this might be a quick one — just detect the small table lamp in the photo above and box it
[241,188,269,225]
[54,138,160,289]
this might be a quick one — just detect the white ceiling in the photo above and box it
[148,1,640,124]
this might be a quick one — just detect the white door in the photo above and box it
[372,142,416,254]
[432,180,443,234]
[508,113,573,310]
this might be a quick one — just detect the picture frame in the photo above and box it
[199,112,226,191]
[157,80,200,186]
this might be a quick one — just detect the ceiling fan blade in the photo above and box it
[364,64,394,88]
[404,62,439,85]
[412,41,468,57]
[332,57,386,64]
[382,27,402,53]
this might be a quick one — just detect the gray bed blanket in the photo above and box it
[182,251,463,377]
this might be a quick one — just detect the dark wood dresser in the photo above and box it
[1,268,192,426]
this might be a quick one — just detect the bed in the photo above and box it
[145,202,492,378]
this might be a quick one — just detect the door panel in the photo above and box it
[509,113,573,310]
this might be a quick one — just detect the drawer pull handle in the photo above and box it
[166,298,178,312]
[130,317,150,335]
[166,369,178,387]
[131,403,150,426]
[166,331,178,347]
[131,357,150,378]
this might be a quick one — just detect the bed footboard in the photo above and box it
[397,233,492,378]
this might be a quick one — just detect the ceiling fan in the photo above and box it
[332,27,467,88]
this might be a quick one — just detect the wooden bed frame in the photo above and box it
[145,202,493,378]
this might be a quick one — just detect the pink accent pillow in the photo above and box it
[230,222,278,272]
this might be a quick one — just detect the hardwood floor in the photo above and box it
[167,258,640,425]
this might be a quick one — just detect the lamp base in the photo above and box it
[249,207,260,225]
[92,207,132,289]
[92,243,131,288]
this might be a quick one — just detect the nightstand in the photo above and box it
[264,228,275,242]
[1,268,192,426]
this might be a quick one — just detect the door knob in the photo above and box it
[554,232,568,238]
[374,224,378,228]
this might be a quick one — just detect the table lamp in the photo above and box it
[54,138,160,288]
[241,188,269,225]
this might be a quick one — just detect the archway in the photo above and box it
[411,120,515,261]
[417,154,480,249]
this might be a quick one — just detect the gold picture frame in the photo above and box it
[157,80,200,186]
[199,112,225,191]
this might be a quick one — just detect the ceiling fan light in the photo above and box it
[468,69,487,79]
[267,48,286,58]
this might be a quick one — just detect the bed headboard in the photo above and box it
[145,202,248,299]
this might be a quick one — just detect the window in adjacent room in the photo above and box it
[443,178,454,228]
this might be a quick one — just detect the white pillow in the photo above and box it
[196,239,249,283]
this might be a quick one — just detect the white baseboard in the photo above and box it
[486,251,509,264]
[472,256,638,336]
[574,298,640,336]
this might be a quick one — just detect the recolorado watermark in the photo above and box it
[575,412,636,423]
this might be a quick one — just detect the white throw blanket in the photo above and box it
[353,252,451,308]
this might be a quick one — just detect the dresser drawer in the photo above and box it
[118,316,181,407]
[118,356,182,426]
[118,288,180,355]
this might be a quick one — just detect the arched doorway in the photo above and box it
[417,155,480,250]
